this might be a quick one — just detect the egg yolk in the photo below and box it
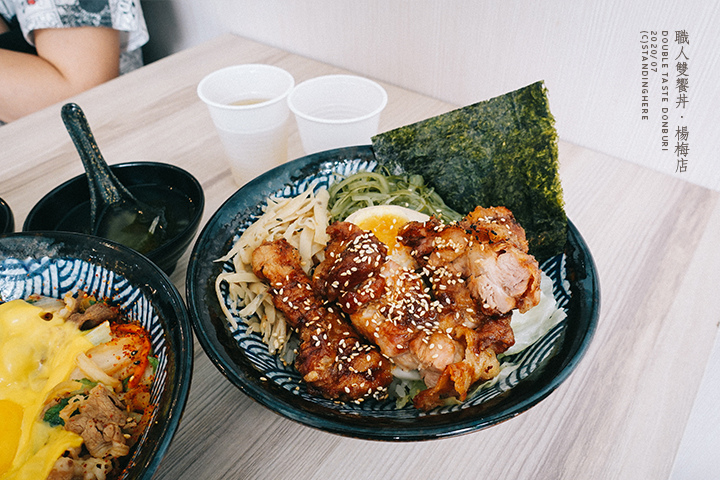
[354,213,405,253]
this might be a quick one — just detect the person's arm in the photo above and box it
[0,26,120,123]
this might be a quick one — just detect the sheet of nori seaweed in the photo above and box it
[371,80,566,261]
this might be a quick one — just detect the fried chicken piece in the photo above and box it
[462,206,539,313]
[401,206,541,316]
[466,241,541,314]
[396,206,540,409]
[312,221,439,363]
[314,222,438,367]
[461,205,530,252]
[312,222,387,314]
[409,242,518,409]
[316,218,511,410]
[411,316,515,410]
[346,259,443,369]
[252,238,393,402]
[290,205,540,410]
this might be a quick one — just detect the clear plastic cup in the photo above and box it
[287,74,388,155]
[197,64,295,185]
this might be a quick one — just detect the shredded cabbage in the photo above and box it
[83,321,112,346]
[506,272,566,355]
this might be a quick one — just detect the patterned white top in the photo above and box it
[0,0,149,73]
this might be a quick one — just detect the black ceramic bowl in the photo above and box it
[187,146,600,441]
[23,161,204,275]
[0,196,13,233]
[0,231,193,479]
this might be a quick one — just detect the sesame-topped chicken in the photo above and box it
[251,238,393,402]
[312,222,444,372]
[397,206,541,409]
[251,204,541,411]
[311,222,389,315]
[311,207,541,410]
[400,206,541,317]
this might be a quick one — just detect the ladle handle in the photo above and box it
[61,103,137,228]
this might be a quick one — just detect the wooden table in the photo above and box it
[1,34,718,479]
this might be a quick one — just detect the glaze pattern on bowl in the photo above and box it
[216,156,572,417]
[0,255,168,472]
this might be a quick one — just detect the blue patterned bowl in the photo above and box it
[187,146,600,441]
[0,231,193,478]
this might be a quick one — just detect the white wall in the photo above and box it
[141,0,720,191]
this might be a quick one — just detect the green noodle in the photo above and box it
[327,169,463,223]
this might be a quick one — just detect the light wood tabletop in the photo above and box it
[1,34,718,480]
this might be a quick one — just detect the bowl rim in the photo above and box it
[0,230,194,477]
[21,161,205,268]
[0,196,13,234]
[186,146,600,441]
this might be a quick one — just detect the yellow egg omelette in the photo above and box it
[0,299,93,480]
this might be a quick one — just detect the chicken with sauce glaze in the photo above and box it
[312,207,541,410]
[252,238,393,402]
[398,206,540,408]
[251,205,541,410]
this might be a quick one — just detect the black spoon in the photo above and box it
[61,103,167,254]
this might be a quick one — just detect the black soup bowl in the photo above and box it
[0,231,193,479]
[0,196,13,233]
[23,161,204,275]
